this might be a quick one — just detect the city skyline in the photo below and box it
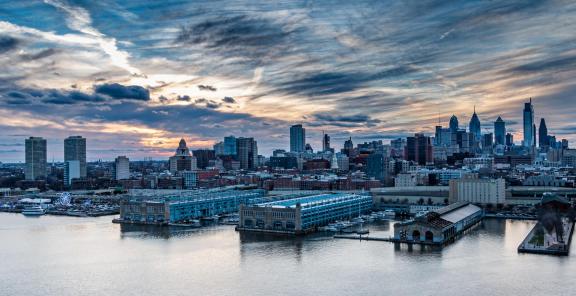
[2,1,576,162]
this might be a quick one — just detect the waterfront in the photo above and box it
[1,214,575,296]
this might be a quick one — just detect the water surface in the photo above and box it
[1,214,574,296]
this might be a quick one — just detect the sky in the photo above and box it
[1,0,576,162]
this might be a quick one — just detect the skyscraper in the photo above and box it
[169,138,197,173]
[482,133,493,150]
[523,98,535,147]
[342,137,354,157]
[213,141,224,156]
[366,153,387,182]
[322,132,331,152]
[505,133,514,147]
[193,149,216,169]
[469,107,481,142]
[223,136,237,156]
[494,116,506,146]
[64,136,86,177]
[114,156,130,180]
[538,118,548,148]
[290,124,305,152]
[449,115,459,133]
[237,137,258,169]
[404,133,433,165]
[25,137,47,180]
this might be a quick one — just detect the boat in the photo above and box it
[383,209,396,219]
[221,216,239,225]
[21,205,45,216]
[66,209,88,217]
[201,215,220,222]
[415,210,428,217]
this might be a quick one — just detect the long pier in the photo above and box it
[518,219,574,256]
[333,235,442,246]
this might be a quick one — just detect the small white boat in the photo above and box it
[415,210,428,217]
[21,205,45,216]
[383,210,396,218]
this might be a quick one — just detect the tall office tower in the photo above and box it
[390,138,407,158]
[213,141,224,156]
[482,133,493,150]
[505,133,514,147]
[114,156,130,180]
[193,149,215,169]
[64,136,87,177]
[404,133,433,165]
[322,133,331,152]
[64,160,80,186]
[561,139,569,149]
[169,138,197,173]
[523,98,535,147]
[223,136,237,156]
[366,153,388,182]
[342,137,354,157]
[25,137,47,180]
[290,124,305,153]
[538,118,549,148]
[469,107,481,143]
[236,137,257,170]
[449,115,459,133]
[494,117,506,145]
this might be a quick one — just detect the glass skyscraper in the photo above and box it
[290,124,305,153]
[494,116,506,146]
[523,98,535,147]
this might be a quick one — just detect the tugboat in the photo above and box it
[21,205,45,216]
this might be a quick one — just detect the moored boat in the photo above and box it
[21,205,45,216]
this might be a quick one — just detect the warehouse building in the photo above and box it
[238,193,372,235]
[118,189,266,224]
[449,175,506,204]
[393,202,483,245]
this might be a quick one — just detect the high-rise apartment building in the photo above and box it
[290,124,305,153]
[237,137,258,170]
[25,137,47,180]
[64,136,87,178]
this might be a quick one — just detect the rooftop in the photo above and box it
[259,193,367,209]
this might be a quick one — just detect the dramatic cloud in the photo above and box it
[1,0,576,161]
[198,85,217,91]
[94,83,150,101]
[0,35,19,53]
[222,96,236,104]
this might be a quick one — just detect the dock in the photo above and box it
[518,219,574,256]
[333,235,441,245]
